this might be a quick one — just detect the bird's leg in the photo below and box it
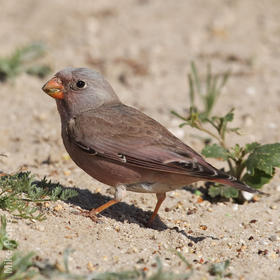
[147,192,166,226]
[78,185,126,222]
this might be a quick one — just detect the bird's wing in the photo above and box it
[67,103,258,193]
[68,103,221,177]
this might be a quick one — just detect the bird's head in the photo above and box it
[42,67,119,116]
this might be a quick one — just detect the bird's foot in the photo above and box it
[76,209,99,222]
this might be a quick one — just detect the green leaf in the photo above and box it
[0,172,77,221]
[208,186,221,198]
[0,216,18,250]
[221,187,239,198]
[246,143,280,175]
[223,110,234,122]
[243,168,273,189]
[209,260,231,277]
[208,185,239,199]
[244,142,261,154]
[194,190,202,197]
[202,144,229,160]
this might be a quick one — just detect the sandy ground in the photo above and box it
[0,0,280,279]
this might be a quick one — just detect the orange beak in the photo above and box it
[42,77,64,99]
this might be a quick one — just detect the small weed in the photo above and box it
[0,216,18,250]
[172,62,280,199]
[0,247,193,280]
[0,172,78,221]
[0,43,51,82]
[208,260,231,278]
[0,252,36,280]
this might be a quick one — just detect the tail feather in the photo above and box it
[214,177,267,196]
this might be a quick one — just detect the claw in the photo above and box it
[76,209,99,222]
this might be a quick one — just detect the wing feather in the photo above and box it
[67,104,220,179]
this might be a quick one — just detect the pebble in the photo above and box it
[168,127,185,139]
[62,153,70,161]
[259,240,268,246]
[87,261,96,272]
[243,115,253,127]
[269,235,278,242]
[246,86,256,96]
[276,185,280,192]
[242,191,254,201]
[44,202,50,208]
[54,204,63,212]
[199,225,207,230]
[268,122,277,129]
[37,225,45,232]
[232,204,239,211]
[63,170,71,176]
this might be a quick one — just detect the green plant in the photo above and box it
[0,248,193,280]
[0,172,78,220]
[172,62,280,199]
[208,260,231,278]
[0,252,36,280]
[0,216,18,250]
[0,43,51,82]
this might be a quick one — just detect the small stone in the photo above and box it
[168,127,185,139]
[187,208,197,215]
[87,262,95,272]
[54,204,63,212]
[62,153,70,161]
[269,235,278,242]
[37,225,45,232]
[270,205,277,210]
[44,202,50,208]
[63,170,71,176]
[258,249,268,256]
[268,122,277,129]
[64,235,73,239]
[237,244,247,252]
[252,195,260,202]
[242,191,254,201]
[199,225,207,230]
[248,236,254,241]
[232,204,238,211]
[246,86,256,96]
[259,240,268,246]
[243,115,253,127]
[270,252,278,259]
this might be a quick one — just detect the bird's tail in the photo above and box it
[213,176,267,195]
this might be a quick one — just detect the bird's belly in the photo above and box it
[126,182,181,193]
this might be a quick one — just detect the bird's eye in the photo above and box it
[76,80,86,88]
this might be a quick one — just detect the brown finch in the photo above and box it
[42,68,262,225]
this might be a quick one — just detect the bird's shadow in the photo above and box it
[47,182,218,243]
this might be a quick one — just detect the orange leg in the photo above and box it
[78,185,126,222]
[79,199,119,222]
[147,193,166,226]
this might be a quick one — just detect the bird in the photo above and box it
[42,67,263,226]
